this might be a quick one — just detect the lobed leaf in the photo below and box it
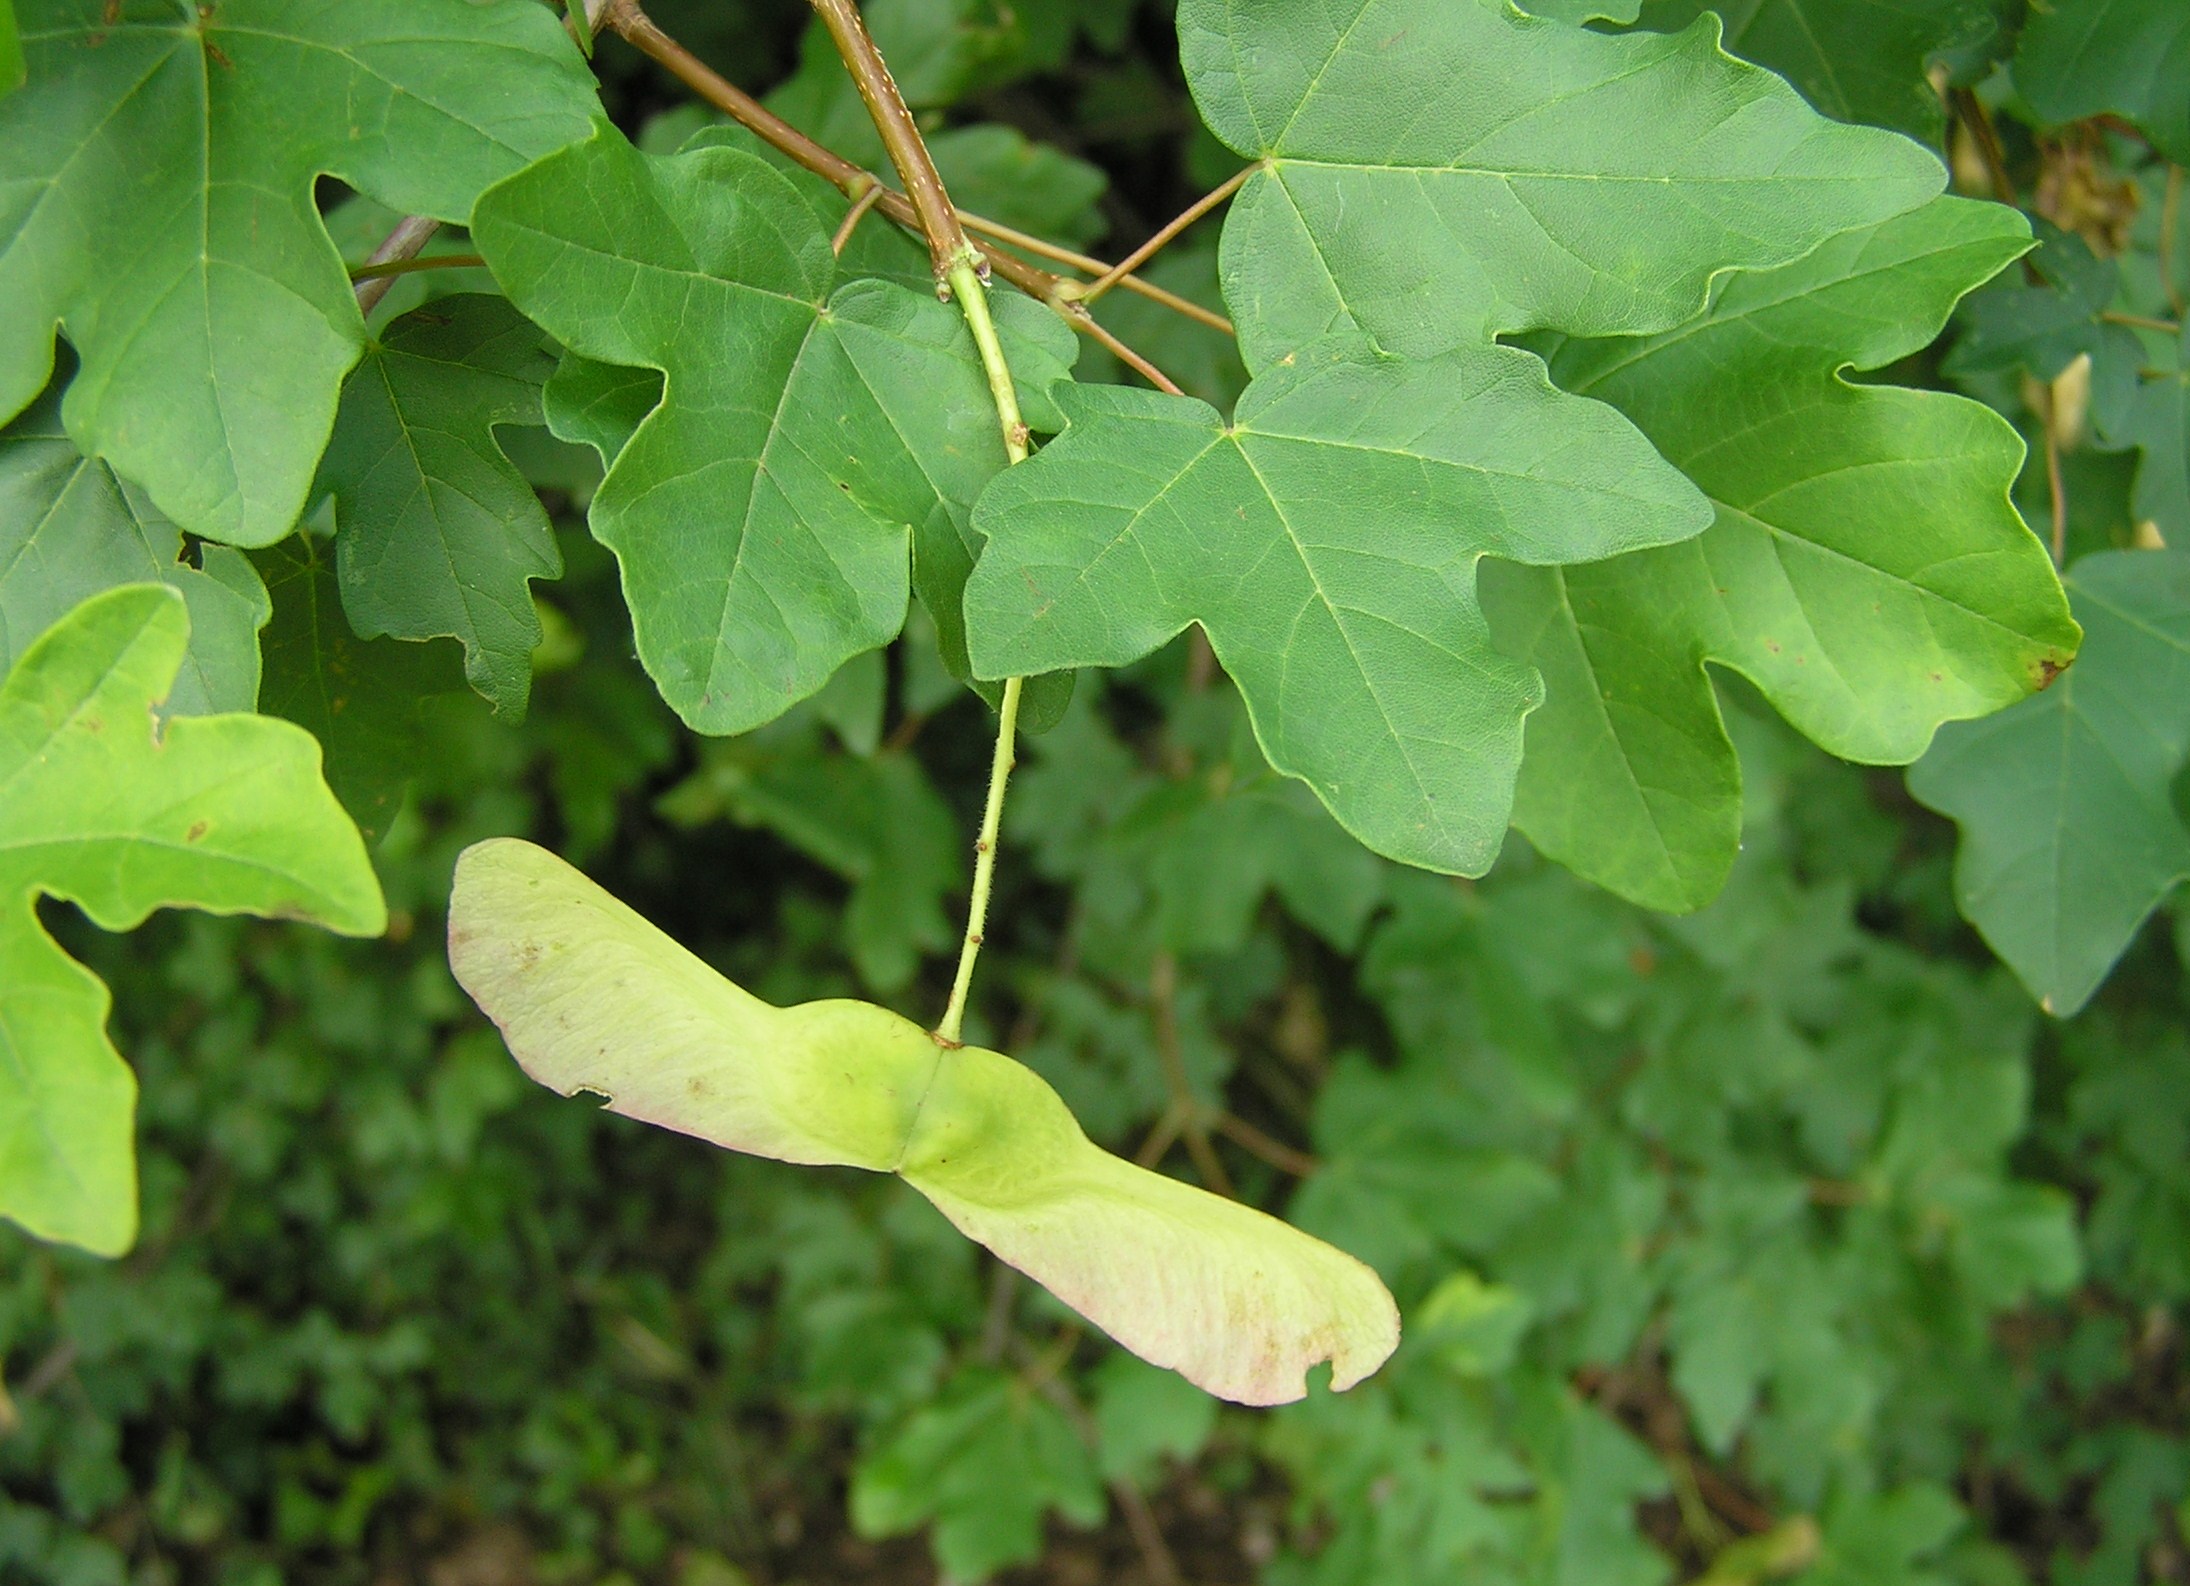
[1483,196,2077,911]
[1,373,267,715]
[447,837,1400,1405]
[471,127,1077,734]
[2012,0,2190,162]
[2098,323,2190,548]
[1178,0,1948,368]
[0,0,600,546]
[1909,550,2190,1016]
[254,532,467,841]
[1635,0,2011,140]
[317,296,561,719]
[965,339,1710,875]
[0,585,384,1255]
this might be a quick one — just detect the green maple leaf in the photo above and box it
[2013,0,2190,162]
[1909,549,2190,1017]
[254,531,467,842]
[538,353,665,469]
[471,127,1077,735]
[2100,326,2190,545]
[2,372,267,715]
[965,339,1709,875]
[0,0,599,547]
[0,1,20,95]
[1944,224,2127,381]
[1178,0,1948,369]
[1634,0,2012,139]
[1482,197,2078,912]
[0,584,385,1256]
[317,296,561,719]
[1520,0,1644,22]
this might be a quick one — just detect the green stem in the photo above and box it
[936,673,1023,1045]
[933,259,1029,1044]
[808,6,1029,1041]
[947,256,1029,463]
[348,252,486,282]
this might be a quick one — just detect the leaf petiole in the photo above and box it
[1069,163,1255,305]
[935,673,1023,1045]
[347,252,486,282]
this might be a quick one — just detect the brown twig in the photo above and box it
[1949,88,2018,208]
[2103,309,2182,335]
[1009,1338,1185,1586]
[1077,165,1255,304]
[1185,628,1218,692]
[1150,953,1234,1197]
[603,1,1051,303]
[353,215,441,315]
[809,0,970,282]
[2041,381,2069,564]
[1575,1357,1782,1540]
[349,252,486,282]
[1134,1104,1186,1169]
[829,176,885,255]
[2162,165,2185,317]
[1073,308,1187,394]
[1213,1112,1318,1178]
[10,1340,81,1410]
[959,211,1235,333]
[1804,1177,1868,1208]
[977,1261,1019,1364]
[602,0,1198,395]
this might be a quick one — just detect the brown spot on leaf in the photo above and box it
[2035,655,2069,689]
[185,819,209,843]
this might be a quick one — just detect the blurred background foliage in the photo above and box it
[5,1,2190,1583]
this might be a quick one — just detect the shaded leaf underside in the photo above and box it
[319,295,561,719]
